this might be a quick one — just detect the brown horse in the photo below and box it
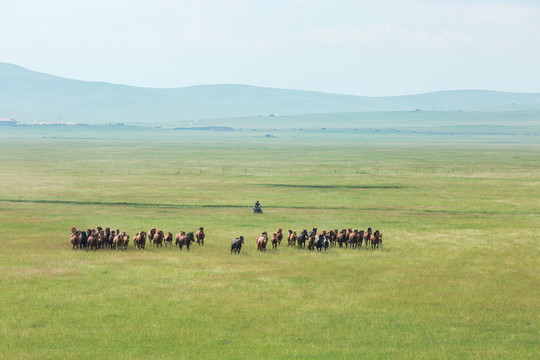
[349,230,359,249]
[276,228,283,246]
[256,232,268,252]
[134,231,147,249]
[287,230,297,247]
[370,230,382,249]
[113,232,124,250]
[148,227,156,246]
[164,232,173,247]
[328,229,338,246]
[307,230,316,251]
[153,230,164,248]
[123,233,130,250]
[175,231,185,247]
[93,229,103,249]
[70,230,81,250]
[271,232,279,250]
[196,227,205,246]
[358,230,364,247]
[363,228,372,247]
[337,229,348,247]
[87,230,98,251]
[176,231,194,251]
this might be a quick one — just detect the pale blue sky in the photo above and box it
[1,0,539,96]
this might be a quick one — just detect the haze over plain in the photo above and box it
[2,62,540,125]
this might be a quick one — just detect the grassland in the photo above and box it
[0,124,538,359]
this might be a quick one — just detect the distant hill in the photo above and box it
[1,62,540,125]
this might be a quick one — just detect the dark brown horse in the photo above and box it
[80,229,88,249]
[176,231,194,251]
[358,230,364,247]
[231,236,244,254]
[276,228,283,246]
[148,227,156,246]
[297,230,308,248]
[107,230,116,249]
[337,229,348,247]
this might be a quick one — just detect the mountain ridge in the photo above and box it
[1,62,540,124]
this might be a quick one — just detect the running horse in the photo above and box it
[307,228,317,251]
[271,232,279,250]
[370,230,382,249]
[256,232,268,252]
[196,227,205,246]
[276,228,283,246]
[176,231,194,251]
[70,229,81,250]
[297,230,308,248]
[287,230,297,247]
[164,232,173,247]
[363,228,372,247]
[337,229,348,248]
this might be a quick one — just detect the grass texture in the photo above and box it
[0,127,538,359]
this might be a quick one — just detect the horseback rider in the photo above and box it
[253,200,263,213]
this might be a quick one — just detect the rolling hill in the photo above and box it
[1,62,540,125]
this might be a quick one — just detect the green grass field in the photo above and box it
[0,124,538,359]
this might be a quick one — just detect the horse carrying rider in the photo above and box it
[253,200,263,213]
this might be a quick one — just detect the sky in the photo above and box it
[1,0,539,96]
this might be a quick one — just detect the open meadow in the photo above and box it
[0,120,539,359]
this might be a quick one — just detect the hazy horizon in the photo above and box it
[3,61,540,97]
[1,0,540,96]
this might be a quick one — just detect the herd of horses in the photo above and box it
[251,227,383,253]
[69,226,205,251]
[70,226,383,254]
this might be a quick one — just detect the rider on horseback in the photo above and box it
[253,200,263,213]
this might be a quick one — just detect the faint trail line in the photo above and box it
[259,184,407,189]
[0,198,244,209]
[0,198,537,215]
